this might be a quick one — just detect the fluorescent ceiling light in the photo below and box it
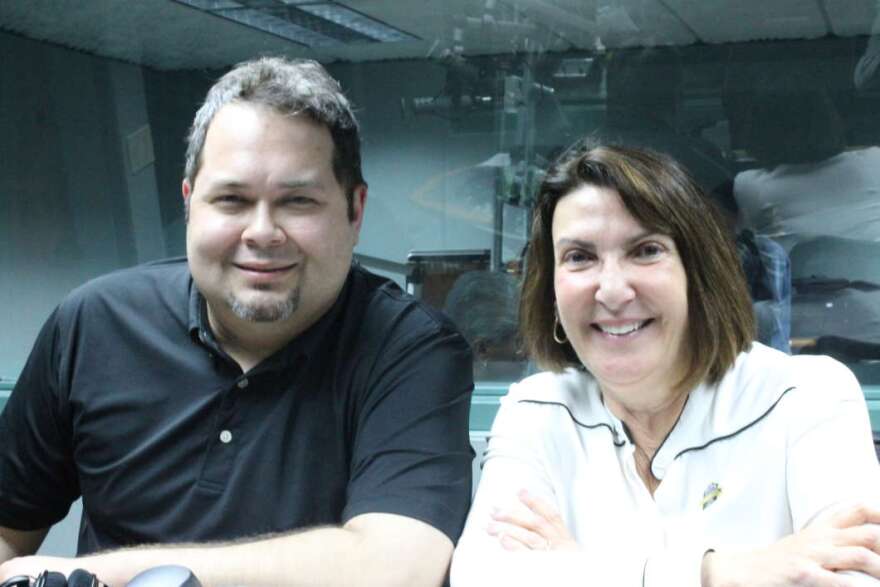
[295,3,416,43]
[173,0,417,47]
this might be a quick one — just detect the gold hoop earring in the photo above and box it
[553,314,568,345]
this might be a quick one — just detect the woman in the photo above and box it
[450,144,880,586]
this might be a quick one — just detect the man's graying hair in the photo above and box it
[184,56,365,220]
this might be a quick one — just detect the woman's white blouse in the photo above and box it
[451,343,880,586]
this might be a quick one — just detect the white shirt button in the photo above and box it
[219,430,233,443]
[237,378,249,389]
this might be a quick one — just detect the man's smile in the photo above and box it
[233,262,298,273]
[233,262,299,284]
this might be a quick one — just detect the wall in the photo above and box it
[0,31,165,378]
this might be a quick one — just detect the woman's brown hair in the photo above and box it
[520,142,755,392]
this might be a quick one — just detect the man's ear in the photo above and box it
[351,184,368,239]
[181,179,192,221]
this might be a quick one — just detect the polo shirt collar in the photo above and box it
[518,369,626,446]
[284,269,352,364]
[186,264,356,368]
[650,342,795,477]
[530,344,795,478]
[187,278,219,354]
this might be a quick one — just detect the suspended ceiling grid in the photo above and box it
[0,0,873,70]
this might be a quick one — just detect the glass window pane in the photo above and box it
[2,0,880,393]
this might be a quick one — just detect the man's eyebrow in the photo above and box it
[277,179,323,189]
[204,180,248,191]
[204,179,322,191]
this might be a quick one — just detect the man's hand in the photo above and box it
[702,504,880,587]
[486,489,579,552]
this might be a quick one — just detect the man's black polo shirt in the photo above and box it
[0,258,474,553]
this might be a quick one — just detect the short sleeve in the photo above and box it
[476,383,560,508]
[342,315,474,544]
[0,307,79,530]
[455,383,561,555]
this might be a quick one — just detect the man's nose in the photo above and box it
[594,260,635,311]
[242,205,285,247]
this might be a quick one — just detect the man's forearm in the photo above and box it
[87,527,361,586]
[79,514,450,587]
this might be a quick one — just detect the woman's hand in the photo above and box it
[702,503,880,587]
[486,489,579,552]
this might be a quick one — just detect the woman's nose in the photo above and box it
[594,261,636,310]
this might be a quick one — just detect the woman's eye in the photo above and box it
[634,242,665,259]
[562,250,592,265]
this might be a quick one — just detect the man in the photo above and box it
[0,57,474,586]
